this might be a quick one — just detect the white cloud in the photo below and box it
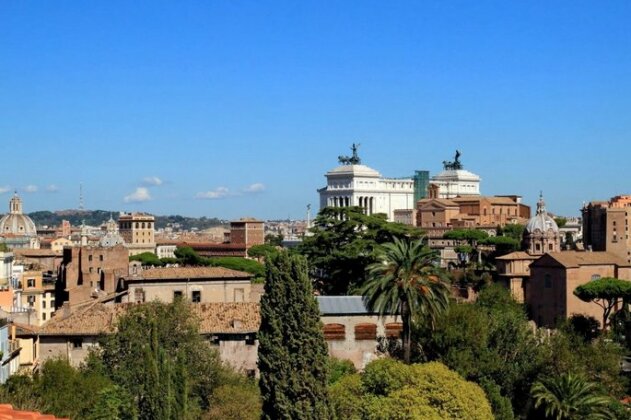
[244,183,266,193]
[24,185,38,193]
[195,187,231,200]
[46,184,60,192]
[142,176,163,187]
[0,186,10,194]
[124,187,152,203]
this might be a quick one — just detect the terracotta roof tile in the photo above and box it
[137,266,252,280]
[533,251,631,268]
[40,302,261,336]
[495,252,538,260]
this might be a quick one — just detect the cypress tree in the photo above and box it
[258,252,332,419]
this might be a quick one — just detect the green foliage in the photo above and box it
[542,330,627,399]
[561,314,601,342]
[129,252,164,266]
[0,243,9,252]
[208,257,265,277]
[360,237,450,363]
[443,229,489,242]
[574,278,631,328]
[298,206,423,295]
[531,373,613,420]
[87,385,137,420]
[329,359,493,420]
[418,284,545,418]
[93,300,228,417]
[247,244,279,260]
[174,246,206,266]
[258,252,332,419]
[482,235,520,253]
[204,380,261,420]
[502,223,525,241]
[328,358,357,385]
[0,359,115,419]
[265,233,284,246]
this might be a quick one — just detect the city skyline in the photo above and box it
[2,2,630,219]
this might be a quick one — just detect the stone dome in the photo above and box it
[0,193,37,236]
[432,169,481,182]
[327,164,382,178]
[526,194,559,234]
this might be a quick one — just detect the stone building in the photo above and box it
[496,193,561,302]
[229,218,264,248]
[118,212,155,256]
[122,266,262,304]
[319,296,400,369]
[582,195,631,264]
[429,152,481,199]
[57,244,129,307]
[0,193,39,249]
[416,195,530,237]
[527,251,631,327]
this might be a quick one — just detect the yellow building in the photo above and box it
[118,212,156,256]
[18,271,55,325]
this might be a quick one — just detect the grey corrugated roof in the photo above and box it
[317,296,373,315]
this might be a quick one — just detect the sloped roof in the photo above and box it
[495,252,538,261]
[532,251,630,268]
[137,266,252,280]
[418,198,459,209]
[40,302,261,336]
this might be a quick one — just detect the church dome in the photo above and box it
[327,164,382,178]
[526,194,559,234]
[0,193,37,236]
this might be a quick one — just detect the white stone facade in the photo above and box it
[430,169,481,199]
[318,164,415,221]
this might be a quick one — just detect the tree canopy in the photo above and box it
[298,206,423,294]
[258,252,331,419]
[574,278,631,329]
[329,359,493,420]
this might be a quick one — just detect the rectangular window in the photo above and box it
[192,291,201,303]
[88,255,93,262]
[71,339,83,348]
[173,291,183,301]
[99,255,104,261]
[27,279,35,288]
[42,301,46,309]
[43,313,46,321]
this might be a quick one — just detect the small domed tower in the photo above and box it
[523,193,560,255]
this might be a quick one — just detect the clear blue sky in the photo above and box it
[2,1,630,220]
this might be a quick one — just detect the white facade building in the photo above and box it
[318,164,415,221]
[430,168,481,199]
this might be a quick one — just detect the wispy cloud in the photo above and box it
[243,183,266,193]
[124,187,152,203]
[142,176,163,187]
[195,187,232,200]
[24,185,38,193]
[0,186,10,194]
[45,184,60,193]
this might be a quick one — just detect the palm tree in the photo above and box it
[531,373,613,420]
[360,237,450,363]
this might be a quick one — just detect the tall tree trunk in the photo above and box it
[401,299,411,364]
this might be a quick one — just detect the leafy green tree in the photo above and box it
[247,244,279,261]
[0,243,9,252]
[531,374,612,420]
[328,358,357,385]
[360,237,449,364]
[174,246,206,266]
[129,252,164,266]
[208,257,265,277]
[573,277,631,330]
[298,206,423,294]
[418,284,545,418]
[329,359,493,420]
[92,299,226,417]
[204,381,261,420]
[258,252,331,419]
[265,233,284,246]
[503,223,525,242]
[87,385,137,420]
[554,217,568,228]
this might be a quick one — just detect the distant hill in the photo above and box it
[28,210,228,230]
